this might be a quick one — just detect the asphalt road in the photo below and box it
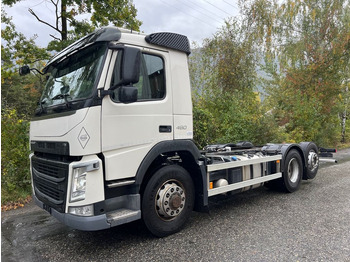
[2,149,350,262]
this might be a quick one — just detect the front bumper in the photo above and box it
[34,195,110,231]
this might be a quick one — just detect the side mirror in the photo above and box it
[108,44,141,88]
[121,47,141,85]
[118,86,138,104]
[19,65,31,76]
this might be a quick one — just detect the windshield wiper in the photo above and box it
[35,99,47,116]
[51,93,71,100]
[51,93,72,112]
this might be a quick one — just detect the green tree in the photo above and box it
[241,0,350,146]
[190,20,280,148]
[1,9,50,116]
[3,0,142,51]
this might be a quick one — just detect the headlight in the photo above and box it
[70,160,100,203]
[70,168,87,202]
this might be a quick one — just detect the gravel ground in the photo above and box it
[2,148,350,262]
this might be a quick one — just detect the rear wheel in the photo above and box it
[142,165,194,237]
[282,149,303,193]
[303,143,319,180]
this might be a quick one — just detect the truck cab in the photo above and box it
[30,27,200,233]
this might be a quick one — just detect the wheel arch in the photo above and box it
[280,144,306,172]
[263,143,307,172]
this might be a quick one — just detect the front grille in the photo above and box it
[35,161,62,179]
[32,155,70,212]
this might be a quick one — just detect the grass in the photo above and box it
[1,187,32,211]
[336,141,350,150]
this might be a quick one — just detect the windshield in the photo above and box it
[40,43,107,112]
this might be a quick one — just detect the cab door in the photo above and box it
[101,47,173,181]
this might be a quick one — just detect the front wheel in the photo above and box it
[282,149,303,193]
[142,165,194,237]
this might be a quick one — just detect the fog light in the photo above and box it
[68,205,94,216]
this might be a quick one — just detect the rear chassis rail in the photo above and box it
[203,144,283,196]
[319,147,338,163]
[207,154,282,196]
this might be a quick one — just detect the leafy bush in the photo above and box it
[1,109,31,204]
[193,105,218,149]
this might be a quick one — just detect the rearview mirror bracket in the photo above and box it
[19,65,45,76]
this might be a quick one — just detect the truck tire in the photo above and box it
[282,149,303,193]
[303,143,319,180]
[142,165,194,237]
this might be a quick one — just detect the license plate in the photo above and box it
[43,204,52,214]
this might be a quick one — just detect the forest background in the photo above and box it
[1,0,350,206]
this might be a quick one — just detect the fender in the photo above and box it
[262,143,307,172]
[135,140,208,208]
[298,142,318,163]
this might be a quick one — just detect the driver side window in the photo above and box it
[111,52,165,102]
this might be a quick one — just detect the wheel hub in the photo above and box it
[308,150,319,172]
[288,158,299,183]
[169,193,182,209]
[156,181,185,220]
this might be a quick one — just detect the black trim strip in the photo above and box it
[31,141,70,155]
[31,110,76,121]
[33,167,65,183]
[35,188,64,205]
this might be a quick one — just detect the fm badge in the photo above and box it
[78,127,90,149]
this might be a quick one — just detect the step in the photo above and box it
[106,208,141,227]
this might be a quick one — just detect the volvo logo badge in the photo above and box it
[78,127,90,149]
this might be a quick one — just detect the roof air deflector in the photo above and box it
[145,32,191,55]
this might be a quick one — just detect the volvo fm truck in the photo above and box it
[23,27,324,237]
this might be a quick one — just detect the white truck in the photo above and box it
[23,27,324,237]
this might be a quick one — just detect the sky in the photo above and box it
[3,0,241,48]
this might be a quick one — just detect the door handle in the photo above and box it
[159,125,172,133]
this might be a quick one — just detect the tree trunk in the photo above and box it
[341,85,349,143]
[61,0,67,41]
